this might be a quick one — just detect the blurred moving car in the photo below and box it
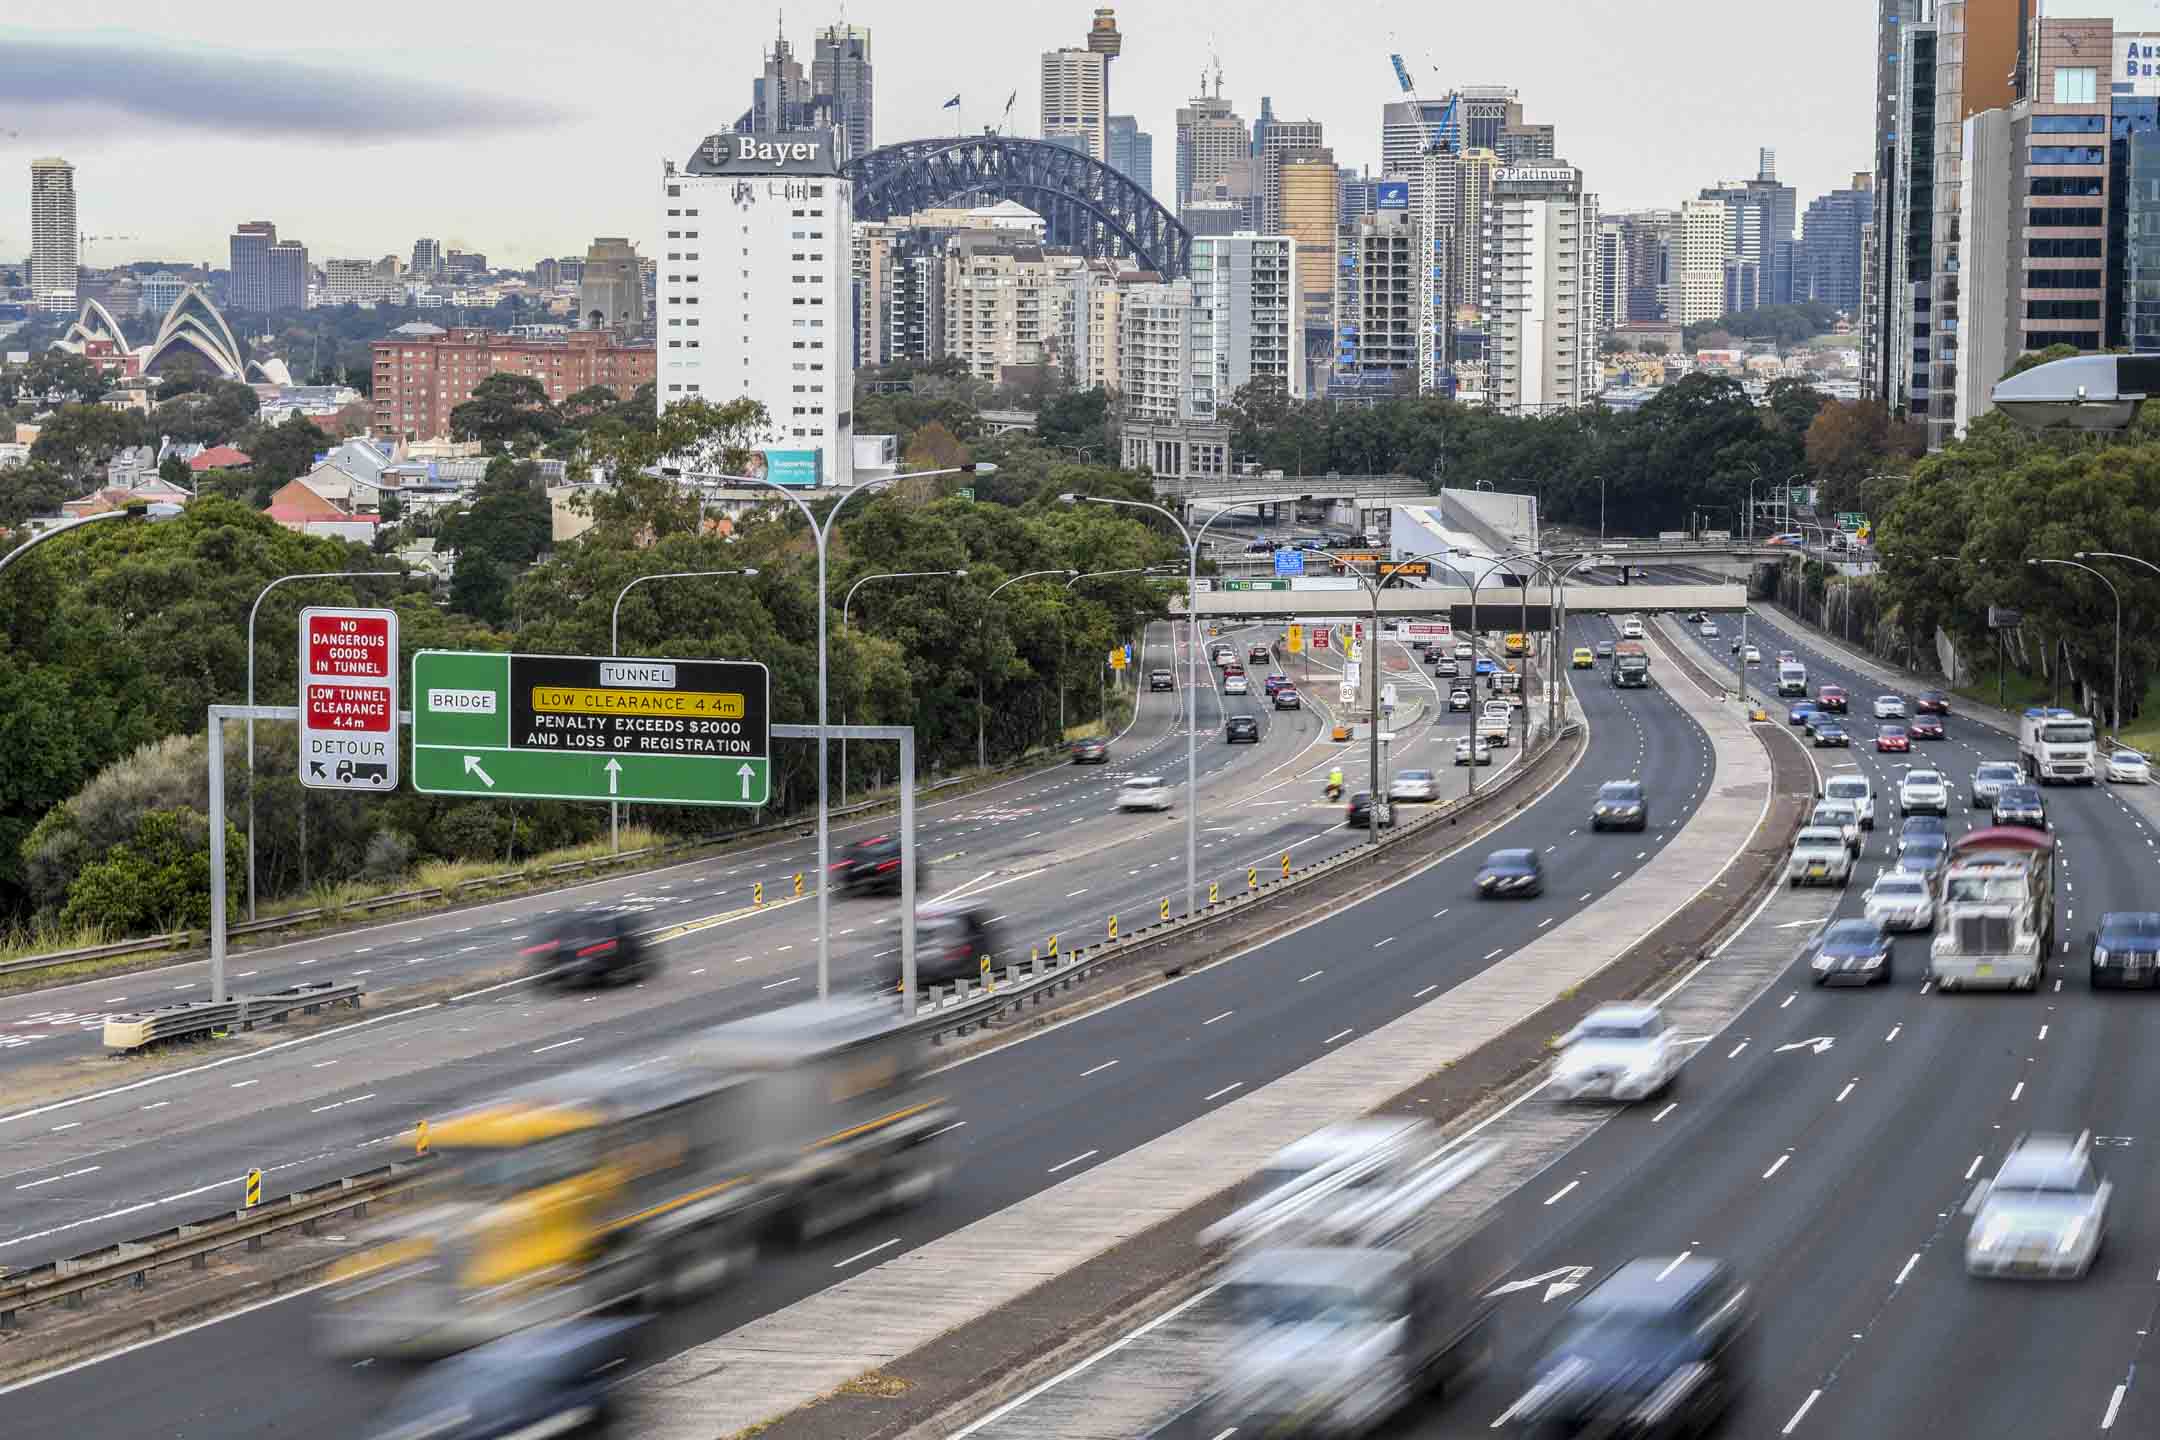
[1810,917,1893,985]
[1965,1132,2109,1279]
[1813,722,1850,748]
[1788,827,1853,887]
[2108,747,2151,784]
[1896,834,1950,885]
[520,908,654,988]
[1824,774,1875,828]
[1070,736,1109,764]
[1915,690,1951,714]
[2087,910,2160,988]
[830,834,925,898]
[1818,685,1848,712]
[1504,1257,1749,1434]
[1595,640,1615,659]
[1345,791,1394,829]
[1591,781,1649,832]
[1249,644,1271,663]
[910,899,1005,987]
[1455,735,1494,766]
[1743,646,1762,665]
[1810,801,1862,855]
[1273,684,1302,710]
[1699,621,1718,638]
[1264,672,1289,696]
[1970,761,2023,810]
[1865,873,1936,933]
[1874,694,1907,719]
[1572,646,1595,669]
[1875,725,1909,753]
[1224,673,1250,695]
[1993,784,2048,830]
[1476,848,1545,897]
[1149,669,1174,691]
[1449,688,1473,713]
[1225,715,1260,744]
[1788,701,1818,726]
[363,1319,645,1440]
[1898,815,1947,853]
[1548,1003,1682,1102]
[1117,775,1173,811]
[1909,715,1946,741]
[1389,768,1438,802]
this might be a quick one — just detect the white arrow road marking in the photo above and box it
[1775,1037,1836,1055]
[1486,1265,1594,1300]
[737,762,757,799]
[604,758,622,795]
[462,755,495,787]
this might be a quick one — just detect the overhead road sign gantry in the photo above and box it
[411,650,771,806]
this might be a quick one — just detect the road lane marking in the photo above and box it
[1895,1252,1919,1285]
[1728,1041,1749,1059]
[927,1120,968,1139]
[1298,969,1325,982]
[1204,1010,1234,1025]
[1080,1060,1119,1078]
[1836,1081,1856,1103]
[1886,1025,1901,1043]
[832,1237,903,1269]
[1651,1102,1678,1123]
[1543,1180,1579,1206]
[1655,1251,1693,1281]
[762,977,801,990]
[1782,1389,1822,1434]
[1203,1082,1243,1101]
[1763,1153,1791,1180]
[1413,984,1439,999]
[2104,1385,2127,1430]
[1324,1028,1353,1045]
[1483,948,1503,961]
[1047,1149,1100,1173]
[2011,1081,2025,1101]
[1966,1153,1985,1180]
[532,1037,584,1054]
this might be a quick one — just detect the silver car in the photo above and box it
[1864,873,1935,932]
[1549,1004,1683,1103]
[1969,761,2022,809]
[1389,768,1438,802]
[1809,801,1861,855]
[1966,1132,2110,1279]
[1787,827,1853,888]
[2107,748,2150,784]
[1874,694,1907,719]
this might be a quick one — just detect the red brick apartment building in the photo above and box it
[370,328,655,441]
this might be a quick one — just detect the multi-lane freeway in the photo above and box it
[0,614,1715,1435]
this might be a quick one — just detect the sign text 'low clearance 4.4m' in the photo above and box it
[410,651,771,806]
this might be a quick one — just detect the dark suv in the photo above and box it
[830,834,926,897]
[1149,670,1174,691]
[1993,784,2048,831]
[1225,715,1260,743]
[1070,736,1109,764]
[2090,911,2160,989]
[520,908,653,988]
[897,901,1006,990]
[1510,1257,1750,1434]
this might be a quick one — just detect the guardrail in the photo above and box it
[903,712,1579,1047]
[101,979,366,1052]
[0,1162,424,1334]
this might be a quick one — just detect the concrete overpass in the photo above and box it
[1177,582,1746,626]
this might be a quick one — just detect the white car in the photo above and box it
[1966,1132,2110,1279]
[1389,768,1439,801]
[1115,776,1173,812]
[1898,768,1949,816]
[1874,694,1907,719]
[1788,827,1854,887]
[1549,1003,1682,1103]
[1809,801,1862,855]
[1743,646,1761,665]
[1823,774,1876,829]
[2108,748,2151,784]
[1455,735,1494,766]
[1223,674,1249,695]
[1864,872,1936,932]
[1698,622,1718,638]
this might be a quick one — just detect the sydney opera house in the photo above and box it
[52,284,292,386]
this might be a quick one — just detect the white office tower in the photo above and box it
[30,156,78,307]
[1487,165,1597,416]
[1673,197,1734,325]
[661,132,854,487]
[1417,152,1460,392]
[1042,47,1110,160]
[1189,233,1305,407]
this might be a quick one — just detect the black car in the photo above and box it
[1812,917,1893,986]
[1994,784,2049,830]
[1225,715,1260,743]
[1591,780,1650,832]
[1248,644,1270,663]
[1909,715,1945,741]
[1476,848,1545,897]
[1507,1257,1748,1434]
[900,900,1005,989]
[1915,690,1951,714]
[2090,911,2160,989]
[1345,791,1394,829]
[520,907,653,988]
[1149,670,1174,691]
[1898,814,1947,853]
[1070,736,1109,764]
[1813,722,1850,747]
[365,1319,644,1440]
[830,833,926,897]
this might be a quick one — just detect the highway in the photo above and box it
[0,614,1713,1436]
[1288,607,2159,1439]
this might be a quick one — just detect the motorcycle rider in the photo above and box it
[1326,765,1344,800]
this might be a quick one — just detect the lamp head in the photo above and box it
[742,567,761,577]
[952,567,970,577]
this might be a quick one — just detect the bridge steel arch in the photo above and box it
[843,135,1192,278]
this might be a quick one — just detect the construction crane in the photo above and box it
[1387,50,1456,153]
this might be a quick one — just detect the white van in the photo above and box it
[1822,773,1875,830]
[1618,616,1644,640]
[1778,662,1808,697]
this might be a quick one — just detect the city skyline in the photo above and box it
[5,2,1883,270]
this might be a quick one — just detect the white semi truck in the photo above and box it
[2018,706,2097,784]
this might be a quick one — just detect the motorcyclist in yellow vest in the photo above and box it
[1327,766,1344,799]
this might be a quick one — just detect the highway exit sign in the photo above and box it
[411,651,771,807]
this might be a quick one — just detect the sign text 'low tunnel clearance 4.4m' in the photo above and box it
[411,650,772,806]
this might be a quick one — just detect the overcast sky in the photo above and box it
[4,1,1912,270]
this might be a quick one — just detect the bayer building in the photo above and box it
[660,131,855,487]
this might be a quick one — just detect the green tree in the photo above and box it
[9,350,112,405]
[236,413,333,493]
[27,404,153,484]
[449,373,563,455]
[158,454,194,490]
[0,461,72,525]
[151,380,261,447]
[59,808,244,932]
[439,460,553,569]
[449,555,516,624]
[573,395,771,541]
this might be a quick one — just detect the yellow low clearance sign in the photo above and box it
[529,687,745,717]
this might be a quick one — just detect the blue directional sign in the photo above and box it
[1274,548,1306,577]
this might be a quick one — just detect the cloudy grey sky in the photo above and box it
[4,1,1899,269]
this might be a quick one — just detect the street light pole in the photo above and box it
[840,568,966,796]
[609,567,759,852]
[0,503,185,578]
[245,568,402,920]
[2039,556,2125,733]
[1061,565,1170,740]
[684,463,992,1001]
[977,568,1078,768]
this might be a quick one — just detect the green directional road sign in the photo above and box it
[411,651,771,806]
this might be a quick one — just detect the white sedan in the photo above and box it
[1864,872,1935,932]
[1389,768,1439,801]
[1874,694,1907,719]
[1698,621,1718,638]
[1743,646,1762,666]
[2108,748,2151,784]
[1455,735,1494,767]
[1115,776,1173,812]
[1549,1004,1683,1103]
[1223,674,1249,695]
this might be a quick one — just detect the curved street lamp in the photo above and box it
[608,567,760,851]
[0,502,185,577]
[2037,556,2124,733]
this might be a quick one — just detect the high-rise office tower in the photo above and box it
[1454,147,1501,316]
[1864,0,1929,404]
[1279,148,1339,348]
[1381,99,1455,189]
[1177,87,1248,204]
[1698,149,1797,310]
[29,157,78,306]
[1258,114,1324,234]
[1106,116,1154,194]
[813,23,873,162]
[1797,175,1874,308]
[749,19,815,136]
[1595,221,1630,337]
[1453,87,1521,153]
[1496,122,1556,167]
[410,237,442,277]
[1189,232,1305,404]
[230,220,305,312]
[1603,210,1673,321]
[1336,198,1426,400]
[1673,198,1734,325]
[1042,46,1110,160]
[1486,164,1597,415]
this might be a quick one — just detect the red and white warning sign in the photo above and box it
[298,607,399,791]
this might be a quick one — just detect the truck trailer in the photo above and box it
[1928,826,2056,991]
[1612,640,1651,688]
